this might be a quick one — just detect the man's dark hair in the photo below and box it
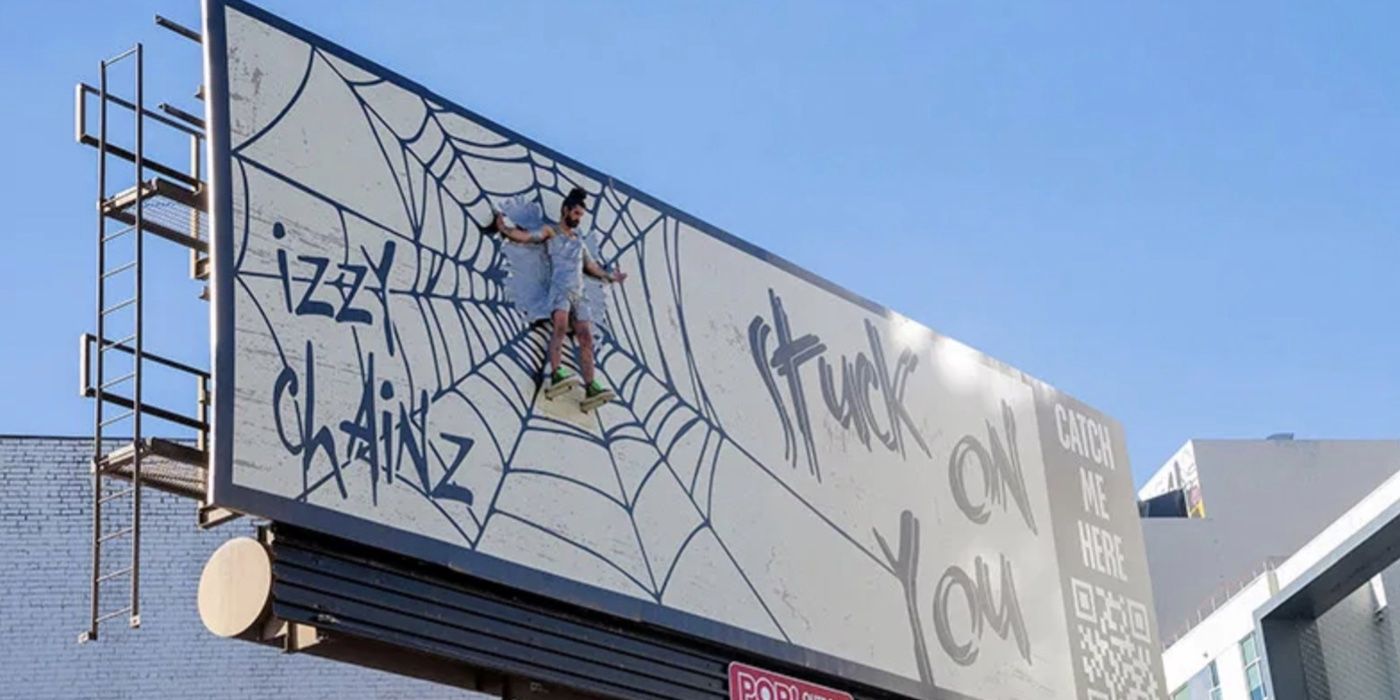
[562,187,587,211]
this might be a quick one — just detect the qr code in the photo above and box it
[1071,577,1161,700]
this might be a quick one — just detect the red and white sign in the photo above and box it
[728,662,853,700]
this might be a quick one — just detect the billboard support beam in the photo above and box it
[155,15,202,44]
[159,102,205,130]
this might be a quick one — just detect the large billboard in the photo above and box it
[203,2,1166,698]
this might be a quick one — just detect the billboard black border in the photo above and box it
[203,1,1036,698]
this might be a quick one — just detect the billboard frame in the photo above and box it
[201,2,1152,698]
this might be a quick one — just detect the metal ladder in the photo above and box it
[81,43,148,642]
[76,19,217,644]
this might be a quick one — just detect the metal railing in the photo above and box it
[1163,556,1286,648]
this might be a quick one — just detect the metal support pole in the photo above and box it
[197,376,209,453]
[189,132,202,278]
[84,57,110,646]
[130,42,144,629]
[189,133,200,232]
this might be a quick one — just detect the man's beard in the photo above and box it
[566,215,581,228]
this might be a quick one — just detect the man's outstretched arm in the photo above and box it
[490,212,553,244]
[584,254,627,283]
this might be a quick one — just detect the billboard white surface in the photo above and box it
[204,2,1166,698]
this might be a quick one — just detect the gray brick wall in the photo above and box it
[0,436,479,700]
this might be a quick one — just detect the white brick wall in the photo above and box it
[0,436,480,700]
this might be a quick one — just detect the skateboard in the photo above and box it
[542,373,615,413]
[579,386,616,414]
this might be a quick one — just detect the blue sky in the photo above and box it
[1,1,1395,486]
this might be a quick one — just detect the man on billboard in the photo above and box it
[486,187,628,411]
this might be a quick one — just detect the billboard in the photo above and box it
[1138,442,1204,518]
[203,1,1166,698]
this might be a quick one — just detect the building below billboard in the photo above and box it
[1140,437,1400,700]
[1140,438,1400,643]
[0,436,473,700]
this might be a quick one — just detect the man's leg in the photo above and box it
[548,309,570,374]
[574,317,613,409]
[574,318,595,384]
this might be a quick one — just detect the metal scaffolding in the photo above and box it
[75,17,226,644]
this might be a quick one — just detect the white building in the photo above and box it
[1139,437,1400,699]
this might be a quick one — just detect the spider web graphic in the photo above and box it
[227,32,909,676]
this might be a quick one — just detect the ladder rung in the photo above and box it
[100,335,137,351]
[101,261,138,279]
[95,606,134,624]
[102,226,136,243]
[98,487,134,504]
[98,526,135,543]
[105,46,138,64]
[101,298,137,315]
[100,371,137,390]
[96,567,133,584]
[99,410,134,427]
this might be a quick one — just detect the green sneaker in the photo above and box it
[581,380,616,412]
